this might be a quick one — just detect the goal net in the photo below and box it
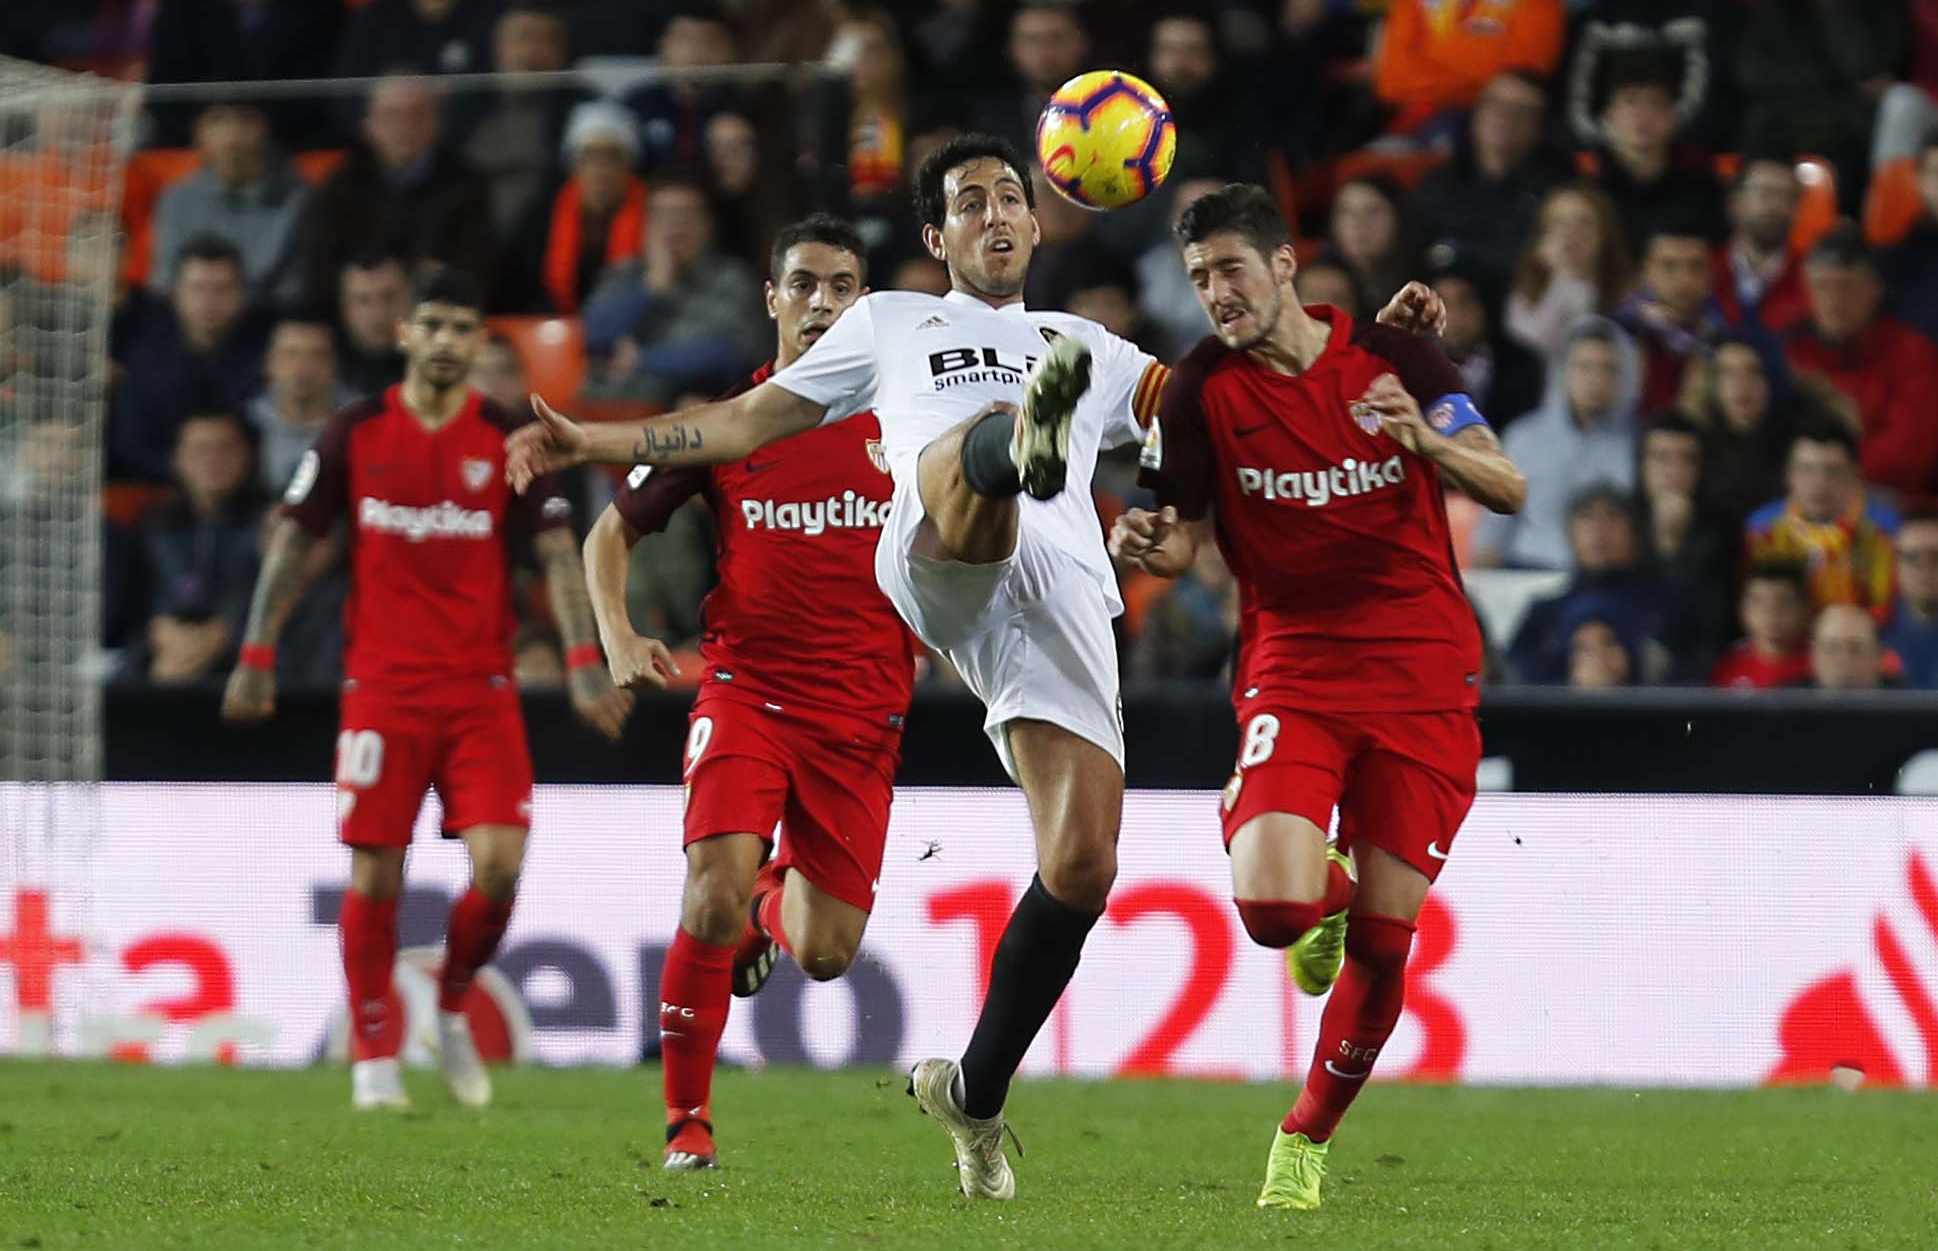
[0,55,135,1054]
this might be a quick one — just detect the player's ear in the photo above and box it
[921,223,946,263]
[763,280,778,322]
[1274,244,1298,289]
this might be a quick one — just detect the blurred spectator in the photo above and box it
[248,318,350,493]
[1063,250,1166,361]
[1321,176,1422,316]
[1736,0,1903,208]
[624,5,744,173]
[1295,258,1363,320]
[705,111,795,272]
[830,9,908,202]
[1371,0,1565,133]
[334,0,496,84]
[147,103,309,310]
[1145,9,1249,183]
[582,176,764,403]
[1881,511,1938,687]
[1127,541,1237,680]
[112,235,270,482]
[336,252,411,397]
[1565,1,1739,149]
[1680,337,1806,528]
[973,2,1090,155]
[1880,135,1938,342]
[505,101,645,315]
[1714,157,1808,336]
[471,331,530,414]
[1787,223,1938,498]
[1616,215,1729,410]
[1509,485,1678,683]
[1475,317,1642,569]
[1805,603,1892,690]
[1710,559,1814,688]
[1505,183,1634,361]
[1429,263,1543,431]
[1590,62,1725,253]
[1566,612,1642,688]
[1024,167,1109,311]
[1636,413,1734,666]
[891,255,950,295]
[450,1,584,242]
[1745,424,1899,614]
[302,74,497,315]
[1416,70,1570,282]
[144,0,343,148]
[907,0,1011,105]
[137,410,264,684]
[1136,175,1222,358]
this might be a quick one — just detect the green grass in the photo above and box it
[0,1063,1932,1250]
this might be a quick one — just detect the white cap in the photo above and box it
[561,100,640,164]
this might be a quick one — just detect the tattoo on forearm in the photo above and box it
[242,524,315,645]
[539,537,600,650]
[631,422,704,462]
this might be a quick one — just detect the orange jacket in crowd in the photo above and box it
[543,174,648,315]
[1374,0,1567,116]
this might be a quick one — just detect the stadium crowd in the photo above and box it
[7,0,1938,695]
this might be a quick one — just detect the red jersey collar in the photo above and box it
[384,383,482,431]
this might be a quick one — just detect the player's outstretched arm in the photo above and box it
[219,516,316,722]
[1109,505,1207,579]
[534,527,637,742]
[506,385,828,492]
[582,506,681,692]
[1361,374,1528,515]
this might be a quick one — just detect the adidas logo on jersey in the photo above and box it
[1235,455,1406,508]
[915,314,949,330]
[358,497,494,541]
[738,492,892,535]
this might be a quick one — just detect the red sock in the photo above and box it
[339,889,400,1063]
[660,928,735,1127]
[753,862,793,958]
[1283,913,1415,1142]
[439,888,515,1012]
[1323,856,1355,915]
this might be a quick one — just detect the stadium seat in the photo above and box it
[291,150,347,184]
[487,316,586,408]
[1864,156,1923,247]
[100,483,172,526]
[121,149,202,289]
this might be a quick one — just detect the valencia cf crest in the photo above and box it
[1349,400,1382,437]
[865,438,889,474]
[461,458,493,492]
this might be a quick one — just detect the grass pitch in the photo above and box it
[0,1062,1931,1250]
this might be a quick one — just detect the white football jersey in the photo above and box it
[770,289,1166,613]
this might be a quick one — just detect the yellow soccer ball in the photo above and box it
[1035,70,1177,210]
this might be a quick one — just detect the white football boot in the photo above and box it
[908,1057,1017,1200]
[350,1057,410,1110]
[435,1011,492,1108]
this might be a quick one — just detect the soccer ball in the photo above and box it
[1035,70,1176,211]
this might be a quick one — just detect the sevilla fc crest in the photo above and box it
[1349,400,1382,437]
[865,439,889,474]
[461,458,493,492]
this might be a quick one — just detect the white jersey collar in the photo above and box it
[942,290,1031,316]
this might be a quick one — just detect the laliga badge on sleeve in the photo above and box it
[284,449,319,504]
[1139,415,1163,470]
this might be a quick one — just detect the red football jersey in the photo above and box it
[282,385,573,690]
[612,362,914,729]
[1140,309,1484,713]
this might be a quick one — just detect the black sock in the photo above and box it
[959,407,1021,497]
[958,874,1100,1118]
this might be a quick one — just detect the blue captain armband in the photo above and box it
[1422,392,1488,438]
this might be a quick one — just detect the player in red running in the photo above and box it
[1111,185,1526,1211]
[221,265,633,1111]
[579,215,914,1170]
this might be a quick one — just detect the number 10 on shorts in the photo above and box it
[336,730,385,787]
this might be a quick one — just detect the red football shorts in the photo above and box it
[335,678,534,847]
[681,693,900,913]
[1219,706,1479,882]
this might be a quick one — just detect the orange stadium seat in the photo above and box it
[120,149,201,288]
[292,150,348,183]
[1865,156,1923,247]
[488,316,586,407]
[101,483,172,526]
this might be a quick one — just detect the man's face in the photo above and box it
[1010,9,1087,94]
[469,340,526,411]
[266,322,336,405]
[766,242,864,359]
[1713,343,1770,434]
[1603,83,1676,157]
[195,104,267,188]
[1567,498,1637,573]
[929,156,1038,300]
[400,300,484,390]
[705,113,759,195]
[363,78,439,172]
[648,186,713,268]
[575,138,632,211]
[1471,74,1545,171]
[173,257,245,349]
[1732,161,1800,254]
[1806,260,1881,344]
[1896,520,1938,611]
[1183,231,1292,352]
[340,262,411,355]
[1295,261,1357,316]
[495,10,566,73]
[1812,606,1882,689]
[1743,577,1808,650]
[1568,620,1632,688]
[1564,337,1621,418]
[174,416,250,500]
[1642,429,1701,501]
[659,16,733,69]
[1432,275,1487,355]
[1786,437,1858,522]
[1150,17,1215,97]
[1642,234,1712,322]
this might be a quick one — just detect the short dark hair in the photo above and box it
[914,132,1034,230]
[1899,507,1938,531]
[1486,67,1549,100]
[768,213,868,285]
[409,264,484,313]
[1641,214,1715,255]
[1790,420,1859,462]
[1744,558,1810,601]
[1566,481,1639,525]
[1174,182,1291,258]
[175,233,243,279]
[1644,412,1704,443]
[343,248,410,280]
[1807,220,1874,272]
[270,315,335,343]
[1732,153,1797,193]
